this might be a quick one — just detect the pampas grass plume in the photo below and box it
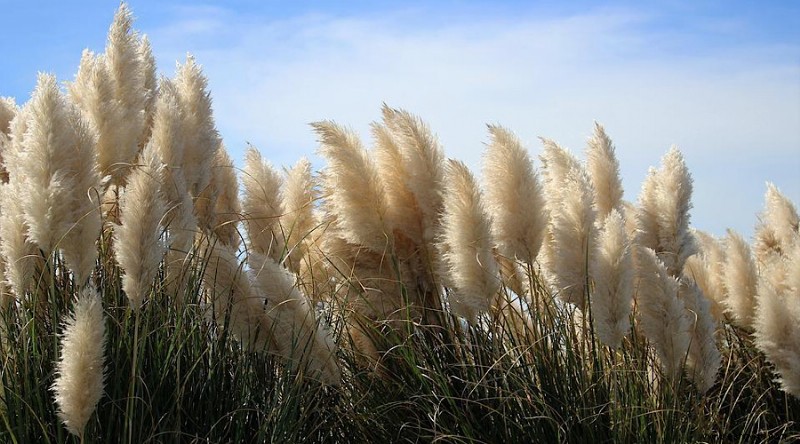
[241,147,284,260]
[381,105,444,245]
[592,210,634,348]
[114,143,168,310]
[52,286,106,438]
[722,229,758,330]
[249,252,341,385]
[313,120,389,253]
[586,122,623,218]
[753,242,800,397]
[440,159,500,321]
[483,124,547,265]
[679,278,721,393]
[636,147,696,277]
[754,182,800,262]
[635,246,691,381]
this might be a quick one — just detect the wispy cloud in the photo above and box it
[147,4,799,237]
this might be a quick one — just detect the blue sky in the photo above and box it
[1,0,798,238]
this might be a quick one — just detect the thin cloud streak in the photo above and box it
[148,6,799,237]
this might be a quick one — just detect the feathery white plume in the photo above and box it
[592,210,634,348]
[52,286,106,438]
[586,122,623,218]
[439,159,500,321]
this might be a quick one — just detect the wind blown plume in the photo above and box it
[754,183,800,263]
[635,246,691,381]
[201,238,273,352]
[241,147,283,261]
[373,122,423,246]
[722,229,758,330]
[0,105,40,296]
[753,242,800,398]
[592,210,634,348]
[52,286,106,438]
[381,105,444,246]
[99,2,147,185]
[683,230,726,320]
[636,147,696,277]
[249,252,341,385]
[20,73,102,283]
[586,122,623,218]
[679,278,721,393]
[174,55,220,198]
[114,144,168,310]
[280,157,317,274]
[540,140,597,310]
[138,35,157,146]
[483,125,547,265]
[209,146,242,248]
[439,159,500,321]
[314,120,389,253]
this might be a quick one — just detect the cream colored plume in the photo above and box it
[753,242,800,398]
[210,146,242,248]
[97,2,148,185]
[754,183,799,263]
[249,252,341,385]
[200,238,274,352]
[19,73,102,284]
[280,157,317,274]
[540,139,597,310]
[683,230,726,320]
[635,246,691,381]
[635,147,696,277]
[241,147,284,261]
[114,144,168,310]
[381,105,445,246]
[592,210,634,348]
[483,125,548,266]
[439,159,500,321]
[149,79,196,298]
[313,120,389,254]
[0,104,39,296]
[174,55,220,199]
[372,121,423,246]
[586,122,623,218]
[138,35,157,146]
[52,286,106,438]
[722,229,758,330]
[679,278,721,394]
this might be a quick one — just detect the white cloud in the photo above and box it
[147,6,800,237]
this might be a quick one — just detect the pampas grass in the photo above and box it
[280,157,317,274]
[52,286,106,438]
[483,124,548,266]
[17,73,102,284]
[636,147,696,277]
[174,55,220,199]
[314,120,389,254]
[722,229,758,330]
[3,5,800,442]
[241,146,284,260]
[753,242,800,397]
[678,278,720,393]
[540,139,596,310]
[754,182,800,263]
[635,246,691,382]
[592,209,634,348]
[113,144,168,310]
[380,105,445,247]
[439,159,500,321]
[586,122,623,218]
[248,252,341,385]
